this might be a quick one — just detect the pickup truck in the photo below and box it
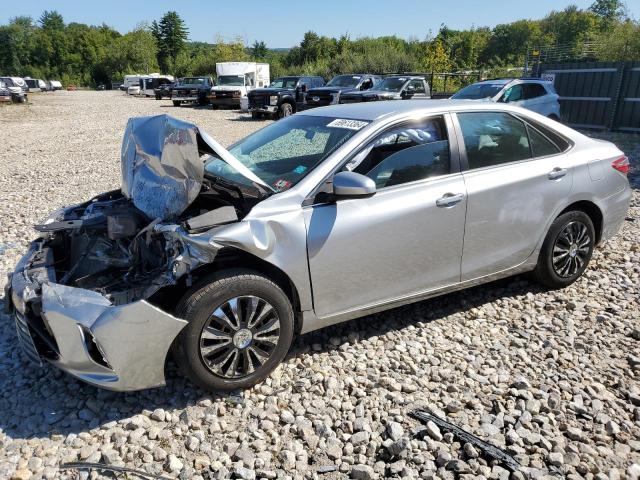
[339,75,430,103]
[247,76,325,119]
[304,74,381,109]
[172,76,215,106]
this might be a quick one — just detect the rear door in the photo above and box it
[305,114,467,318]
[454,111,573,280]
[520,83,553,115]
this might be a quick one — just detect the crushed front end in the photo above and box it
[5,114,263,391]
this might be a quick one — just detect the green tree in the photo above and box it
[155,11,188,74]
[250,40,268,58]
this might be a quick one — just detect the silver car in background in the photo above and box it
[6,101,631,392]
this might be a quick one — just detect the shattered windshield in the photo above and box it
[374,77,407,92]
[204,116,369,192]
[452,83,504,99]
[327,75,361,87]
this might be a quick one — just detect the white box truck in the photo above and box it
[209,62,270,109]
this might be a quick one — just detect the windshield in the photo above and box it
[375,77,407,92]
[181,77,207,85]
[452,83,504,99]
[1,78,14,87]
[204,115,369,192]
[269,77,298,89]
[218,75,245,86]
[327,75,361,87]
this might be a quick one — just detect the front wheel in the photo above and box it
[172,100,181,107]
[278,103,293,119]
[533,211,595,289]
[173,270,294,392]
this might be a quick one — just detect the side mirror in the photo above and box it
[333,171,376,198]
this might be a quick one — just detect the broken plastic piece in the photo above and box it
[185,206,238,231]
[411,409,521,472]
[60,462,173,480]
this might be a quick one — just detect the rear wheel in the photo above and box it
[172,100,181,107]
[173,270,294,392]
[278,102,293,119]
[533,211,595,288]
[251,111,262,119]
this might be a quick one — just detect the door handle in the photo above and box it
[548,167,568,180]
[436,193,465,208]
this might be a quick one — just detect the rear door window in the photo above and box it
[523,83,547,99]
[527,125,561,157]
[457,112,531,169]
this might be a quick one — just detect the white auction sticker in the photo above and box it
[327,119,369,130]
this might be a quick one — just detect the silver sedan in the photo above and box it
[6,100,631,392]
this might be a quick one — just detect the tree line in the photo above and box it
[0,1,637,88]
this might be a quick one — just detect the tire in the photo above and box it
[533,211,595,289]
[278,102,293,119]
[251,112,261,120]
[173,269,294,392]
[548,114,560,122]
[172,101,181,107]
[155,95,161,100]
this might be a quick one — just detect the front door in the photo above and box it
[305,115,467,318]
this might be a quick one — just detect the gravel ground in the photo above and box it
[0,91,638,480]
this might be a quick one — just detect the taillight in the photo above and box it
[611,156,629,175]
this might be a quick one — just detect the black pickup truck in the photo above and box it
[339,75,431,103]
[172,76,215,106]
[304,74,381,109]
[247,76,325,119]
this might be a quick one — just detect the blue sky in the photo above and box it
[2,0,638,47]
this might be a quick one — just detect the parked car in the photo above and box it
[0,77,27,103]
[50,80,63,90]
[340,75,430,103]
[172,76,215,106]
[0,80,12,103]
[247,75,325,119]
[209,62,270,109]
[139,75,174,97]
[5,101,631,392]
[24,78,41,92]
[154,81,175,100]
[304,74,381,109]
[451,78,561,120]
[127,84,141,95]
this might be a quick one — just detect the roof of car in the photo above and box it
[299,99,524,121]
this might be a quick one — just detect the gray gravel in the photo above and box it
[0,91,639,480]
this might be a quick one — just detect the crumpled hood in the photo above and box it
[121,114,272,221]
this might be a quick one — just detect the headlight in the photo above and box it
[269,95,278,106]
[331,93,340,104]
[233,91,241,98]
[210,91,216,98]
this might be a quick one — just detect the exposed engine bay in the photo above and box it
[30,114,267,305]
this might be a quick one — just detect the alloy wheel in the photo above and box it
[552,221,591,278]
[199,295,280,379]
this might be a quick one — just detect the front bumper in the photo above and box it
[7,241,187,391]
[210,97,241,106]
[173,96,198,102]
[249,105,278,114]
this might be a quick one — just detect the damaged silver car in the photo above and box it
[6,101,631,392]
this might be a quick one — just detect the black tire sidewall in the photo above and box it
[279,103,292,119]
[536,211,595,288]
[174,271,294,392]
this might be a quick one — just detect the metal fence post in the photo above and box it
[608,62,627,131]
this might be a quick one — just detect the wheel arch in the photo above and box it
[558,200,604,244]
[150,247,304,333]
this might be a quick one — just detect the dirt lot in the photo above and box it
[0,91,638,480]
